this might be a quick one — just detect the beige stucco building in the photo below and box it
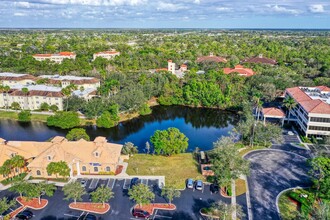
[0,72,37,87]
[0,137,123,181]
[93,50,120,61]
[33,52,76,64]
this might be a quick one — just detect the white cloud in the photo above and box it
[157,2,187,12]
[14,12,27,16]
[309,4,325,13]
[194,0,200,4]
[216,7,232,12]
[32,0,147,6]
[267,5,301,15]
[15,2,30,8]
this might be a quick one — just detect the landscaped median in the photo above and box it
[69,202,110,214]
[9,196,48,218]
[134,203,176,215]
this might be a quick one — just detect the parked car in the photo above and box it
[132,209,151,219]
[195,180,203,191]
[80,179,87,187]
[288,131,294,136]
[78,214,97,220]
[15,210,34,220]
[130,177,139,188]
[186,178,194,189]
[210,183,219,194]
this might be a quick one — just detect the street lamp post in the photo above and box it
[251,123,257,147]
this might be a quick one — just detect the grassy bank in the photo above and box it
[126,153,205,189]
[0,111,49,122]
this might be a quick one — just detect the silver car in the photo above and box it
[195,180,203,190]
[186,178,194,189]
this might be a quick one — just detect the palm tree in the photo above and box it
[11,155,25,174]
[62,84,77,111]
[21,88,29,110]
[2,85,10,109]
[283,96,297,122]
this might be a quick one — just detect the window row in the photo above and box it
[309,126,330,132]
[310,117,330,123]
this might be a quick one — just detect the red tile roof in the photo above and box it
[95,51,120,55]
[223,65,255,77]
[197,55,227,63]
[33,52,75,57]
[33,54,52,57]
[58,52,75,56]
[262,107,285,117]
[9,89,64,97]
[285,86,330,114]
[242,55,277,65]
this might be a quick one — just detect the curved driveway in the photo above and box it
[245,150,312,220]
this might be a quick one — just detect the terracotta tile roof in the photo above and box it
[242,55,277,65]
[223,65,255,77]
[27,136,122,168]
[0,74,37,81]
[58,52,76,56]
[299,100,330,114]
[197,55,227,63]
[262,107,285,117]
[33,54,52,57]
[286,87,311,102]
[316,86,330,92]
[285,86,330,114]
[47,78,99,85]
[9,89,64,97]
[155,68,168,72]
[95,51,120,55]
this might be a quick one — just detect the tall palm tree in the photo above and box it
[61,84,77,111]
[3,85,10,109]
[283,96,297,122]
[21,88,29,110]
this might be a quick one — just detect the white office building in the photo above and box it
[285,86,330,137]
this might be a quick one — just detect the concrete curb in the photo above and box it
[69,202,110,214]
[243,149,308,160]
[275,186,309,219]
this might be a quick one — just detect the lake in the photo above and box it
[0,106,239,152]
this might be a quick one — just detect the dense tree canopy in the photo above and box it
[66,128,90,141]
[47,111,80,129]
[150,127,189,156]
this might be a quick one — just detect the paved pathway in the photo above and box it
[244,150,312,220]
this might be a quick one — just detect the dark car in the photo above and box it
[78,214,97,220]
[130,177,139,188]
[132,209,151,219]
[210,183,219,194]
[15,210,34,220]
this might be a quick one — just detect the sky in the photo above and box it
[0,0,329,29]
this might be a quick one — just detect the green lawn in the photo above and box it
[278,191,299,219]
[0,111,49,122]
[126,153,205,189]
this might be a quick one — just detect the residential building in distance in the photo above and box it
[0,84,64,110]
[39,75,100,90]
[0,72,37,87]
[285,86,330,137]
[167,60,188,78]
[0,73,100,110]
[196,53,227,63]
[0,136,123,181]
[242,54,277,65]
[32,52,76,64]
[93,50,120,61]
[223,65,255,77]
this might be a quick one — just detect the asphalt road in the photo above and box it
[245,150,312,220]
[0,177,234,220]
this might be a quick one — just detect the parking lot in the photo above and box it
[0,176,236,220]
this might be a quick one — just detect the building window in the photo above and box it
[48,172,51,176]
[36,170,41,176]
[106,166,110,172]
[94,152,99,157]
[94,167,98,172]
[82,166,86,172]
[47,156,52,161]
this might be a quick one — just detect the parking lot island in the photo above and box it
[134,203,176,215]
[69,202,110,214]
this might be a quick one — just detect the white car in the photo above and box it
[288,131,294,136]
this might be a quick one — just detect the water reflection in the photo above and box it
[0,106,239,151]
